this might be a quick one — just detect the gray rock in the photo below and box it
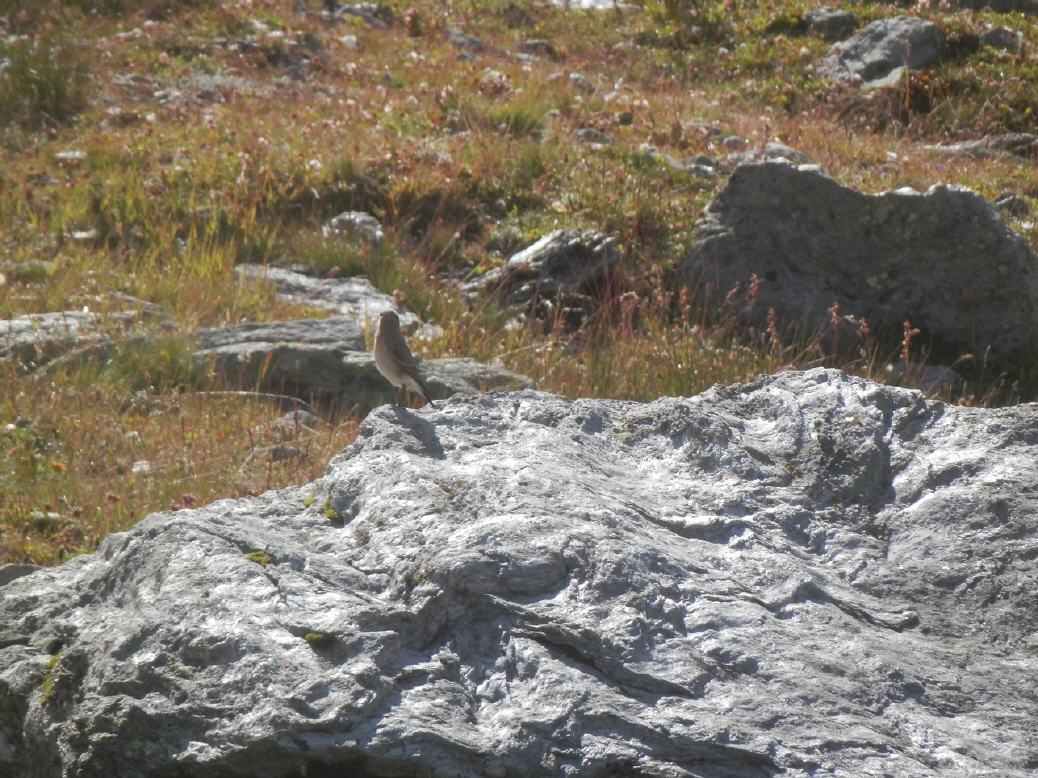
[447,28,485,53]
[235,264,422,333]
[980,25,1023,51]
[923,132,1038,161]
[465,229,621,320]
[568,71,594,93]
[680,161,1038,366]
[0,310,140,369]
[995,193,1031,217]
[721,135,748,151]
[0,564,40,588]
[883,360,963,396]
[804,7,857,40]
[575,127,611,145]
[639,144,721,177]
[321,210,384,245]
[194,316,366,352]
[727,141,812,166]
[335,3,392,28]
[2,369,1037,777]
[819,16,943,83]
[193,318,532,411]
[517,39,558,58]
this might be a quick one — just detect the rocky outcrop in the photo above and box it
[235,264,425,334]
[680,161,1038,366]
[0,310,144,370]
[819,16,943,84]
[193,317,532,411]
[1,369,1036,777]
[804,7,857,40]
[465,229,621,322]
[923,132,1038,160]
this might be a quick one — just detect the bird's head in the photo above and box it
[377,310,400,330]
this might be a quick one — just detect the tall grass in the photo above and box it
[0,34,90,129]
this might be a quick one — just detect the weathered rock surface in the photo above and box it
[923,132,1038,160]
[681,161,1038,365]
[980,25,1023,51]
[0,310,141,369]
[804,7,857,40]
[2,369,1037,777]
[193,317,532,411]
[322,211,385,246]
[465,229,621,321]
[726,141,811,166]
[235,264,425,334]
[819,16,943,83]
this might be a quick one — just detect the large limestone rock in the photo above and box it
[465,229,621,322]
[680,162,1038,366]
[2,369,1036,777]
[0,310,142,369]
[235,264,425,334]
[193,317,532,411]
[819,16,943,83]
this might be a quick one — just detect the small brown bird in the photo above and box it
[373,310,435,407]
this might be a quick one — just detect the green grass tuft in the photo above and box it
[245,550,273,567]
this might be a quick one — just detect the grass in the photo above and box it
[2,0,1037,565]
[0,33,91,131]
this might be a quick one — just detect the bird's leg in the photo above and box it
[394,386,402,407]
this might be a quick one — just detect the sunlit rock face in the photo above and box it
[2,369,1036,777]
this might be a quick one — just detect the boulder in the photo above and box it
[680,162,1038,366]
[804,7,858,41]
[235,264,425,334]
[922,132,1038,161]
[0,311,141,370]
[1,369,1036,777]
[193,317,532,411]
[980,25,1023,51]
[465,229,621,321]
[819,16,943,84]
[194,316,366,352]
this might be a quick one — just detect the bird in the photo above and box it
[373,310,436,408]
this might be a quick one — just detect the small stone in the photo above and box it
[722,135,748,151]
[131,460,152,476]
[322,211,384,246]
[518,39,557,58]
[447,29,484,53]
[980,26,1021,52]
[53,150,87,162]
[804,7,857,41]
[575,127,612,145]
[569,72,594,93]
[269,444,304,463]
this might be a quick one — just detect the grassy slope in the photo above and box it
[2,0,1037,564]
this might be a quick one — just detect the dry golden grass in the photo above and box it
[2,0,1036,564]
[0,376,359,565]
